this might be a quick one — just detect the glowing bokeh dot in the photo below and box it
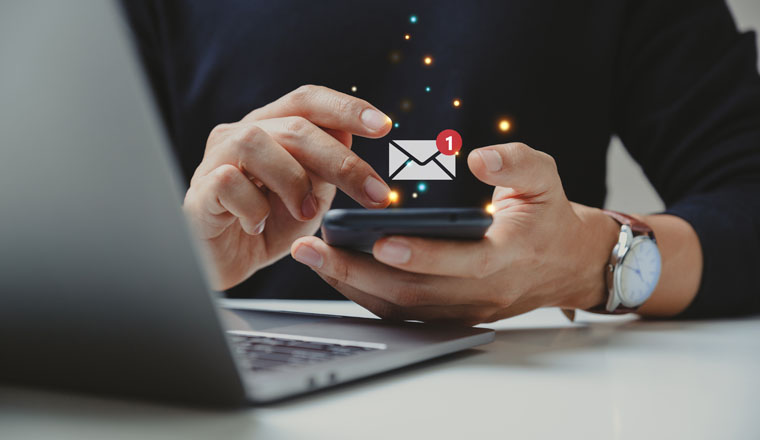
[485,203,495,214]
[389,191,400,203]
[417,182,427,192]
[412,192,418,198]
[423,56,433,66]
[452,98,461,108]
[409,15,418,23]
[350,85,357,93]
[498,119,511,132]
[425,86,431,92]
[404,34,411,40]
[393,122,400,128]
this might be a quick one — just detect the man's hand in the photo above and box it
[291,142,622,325]
[183,85,392,290]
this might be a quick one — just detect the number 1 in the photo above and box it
[445,135,452,150]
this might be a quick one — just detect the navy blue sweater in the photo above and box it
[123,0,760,318]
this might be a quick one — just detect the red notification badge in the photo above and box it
[436,129,462,156]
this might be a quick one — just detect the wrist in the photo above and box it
[561,204,620,310]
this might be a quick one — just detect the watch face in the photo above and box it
[617,237,662,306]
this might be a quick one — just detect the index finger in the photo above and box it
[244,85,392,138]
[253,117,390,208]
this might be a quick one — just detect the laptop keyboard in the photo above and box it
[228,331,384,372]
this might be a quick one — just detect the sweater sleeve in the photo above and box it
[613,0,760,318]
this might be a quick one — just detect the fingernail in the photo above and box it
[252,218,266,235]
[478,149,503,172]
[376,238,411,264]
[301,192,318,219]
[364,176,390,203]
[293,244,323,268]
[360,108,390,131]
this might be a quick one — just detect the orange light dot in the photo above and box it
[452,99,461,108]
[498,119,511,132]
[485,203,495,214]
[455,151,460,156]
[404,34,411,40]
[388,190,400,203]
[423,56,433,66]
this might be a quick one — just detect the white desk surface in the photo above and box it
[2,299,759,440]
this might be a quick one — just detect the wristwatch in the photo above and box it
[561,210,662,321]
[590,210,662,314]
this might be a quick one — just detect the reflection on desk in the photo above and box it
[1,299,758,440]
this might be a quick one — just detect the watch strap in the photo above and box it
[601,209,655,238]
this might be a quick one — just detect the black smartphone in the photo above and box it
[321,208,493,253]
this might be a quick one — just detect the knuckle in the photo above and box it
[289,84,319,106]
[540,151,559,174]
[336,153,364,182]
[233,126,268,171]
[189,169,204,187]
[283,116,310,139]
[542,153,559,176]
[211,164,241,188]
[207,123,231,146]
[182,189,201,213]
[288,167,310,192]
[237,124,266,146]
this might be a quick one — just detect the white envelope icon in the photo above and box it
[388,140,456,180]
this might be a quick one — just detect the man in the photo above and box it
[123,0,760,322]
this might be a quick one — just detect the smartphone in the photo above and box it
[321,208,493,253]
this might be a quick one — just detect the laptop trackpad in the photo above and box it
[220,308,337,332]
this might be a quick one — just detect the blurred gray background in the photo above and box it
[606,0,760,212]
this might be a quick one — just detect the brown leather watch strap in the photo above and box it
[601,209,655,238]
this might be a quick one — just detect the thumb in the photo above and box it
[467,142,562,198]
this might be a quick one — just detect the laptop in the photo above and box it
[0,0,494,405]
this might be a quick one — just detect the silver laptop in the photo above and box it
[0,0,494,405]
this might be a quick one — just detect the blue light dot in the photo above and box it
[425,86,431,92]
[417,182,427,192]
[394,122,400,128]
[409,15,418,23]
[406,160,413,167]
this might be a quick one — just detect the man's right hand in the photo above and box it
[183,85,392,290]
